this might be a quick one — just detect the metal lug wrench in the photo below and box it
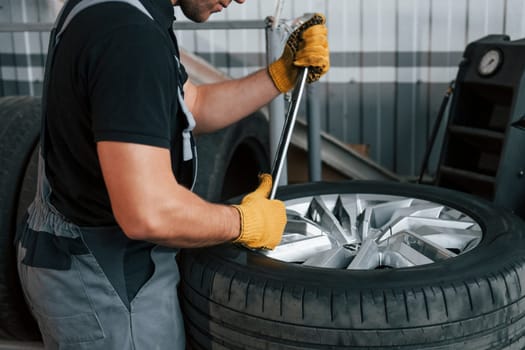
[270,67,309,199]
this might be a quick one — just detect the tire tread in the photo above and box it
[0,96,41,340]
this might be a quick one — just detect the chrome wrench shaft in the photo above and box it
[270,67,309,199]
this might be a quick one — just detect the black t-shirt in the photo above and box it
[44,0,190,226]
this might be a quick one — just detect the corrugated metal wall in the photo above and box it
[1,0,525,176]
[0,0,60,95]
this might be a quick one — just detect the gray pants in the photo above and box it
[16,158,185,349]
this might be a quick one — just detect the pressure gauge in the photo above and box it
[478,49,503,77]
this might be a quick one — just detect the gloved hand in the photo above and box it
[268,13,330,93]
[232,174,286,250]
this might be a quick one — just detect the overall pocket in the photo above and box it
[19,241,105,345]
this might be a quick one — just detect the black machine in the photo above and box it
[436,35,525,219]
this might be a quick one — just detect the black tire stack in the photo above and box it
[0,96,41,340]
[194,111,270,202]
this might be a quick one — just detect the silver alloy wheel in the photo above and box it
[261,194,483,269]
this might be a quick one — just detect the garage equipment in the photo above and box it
[270,67,308,199]
[435,35,525,219]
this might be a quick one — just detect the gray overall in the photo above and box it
[15,0,196,348]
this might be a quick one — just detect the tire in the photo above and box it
[180,181,525,349]
[193,111,270,202]
[0,96,41,340]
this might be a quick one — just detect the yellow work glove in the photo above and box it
[268,13,330,93]
[232,174,286,250]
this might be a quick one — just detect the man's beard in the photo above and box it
[179,0,211,23]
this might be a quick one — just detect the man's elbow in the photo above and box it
[114,210,164,242]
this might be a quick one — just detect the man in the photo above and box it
[15,0,329,348]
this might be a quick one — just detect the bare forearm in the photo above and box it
[190,68,280,134]
[139,185,241,248]
[99,142,240,248]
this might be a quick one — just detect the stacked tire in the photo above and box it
[0,96,41,340]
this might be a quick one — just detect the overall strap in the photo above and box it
[176,65,197,162]
[56,0,153,44]
[165,32,197,162]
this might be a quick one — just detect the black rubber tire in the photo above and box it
[193,111,270,202]
[0,96,42,340]
[180,181,525,350]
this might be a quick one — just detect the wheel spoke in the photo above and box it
[307,196,353,245]
[303,246,356,268]
[333,195,359,241]
[409,225,481,252]
[285,212,325,237]
[360,199,413,240]
[381,243,433,268]
[383,230,456,262]
[347,239,380,270]
[262,234,333,262]
[388,203,444,222]
[380,217,476,241]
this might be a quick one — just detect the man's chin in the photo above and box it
[188,14,211,23]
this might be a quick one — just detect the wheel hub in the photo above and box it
[261,194,483,269]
